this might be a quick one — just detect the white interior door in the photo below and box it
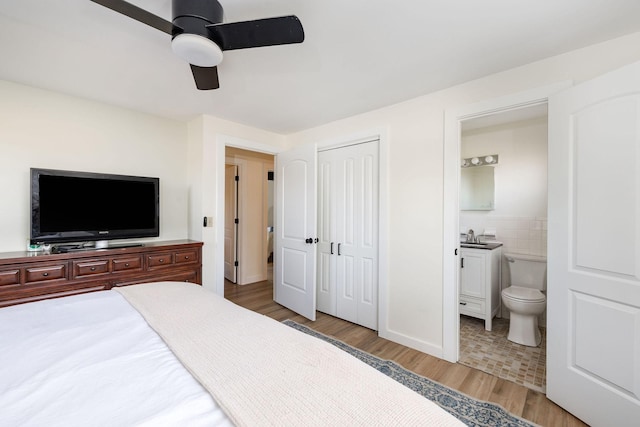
[224,164,238,283]
[548,61,640,425]
[274,144,317,320]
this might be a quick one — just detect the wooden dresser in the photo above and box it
[0,240,203,307]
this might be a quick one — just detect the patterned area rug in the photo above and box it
[283,320,537,427]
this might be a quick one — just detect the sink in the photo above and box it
[461,242,503,250]
[461,243,488,248]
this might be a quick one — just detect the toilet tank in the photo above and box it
[504,253,547,290]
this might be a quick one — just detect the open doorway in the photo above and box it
[442,82,569,367]
[457,105,549,392]
[224,147,275,289]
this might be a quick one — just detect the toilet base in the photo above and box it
[507,312,541,347]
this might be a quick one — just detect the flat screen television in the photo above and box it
[30,168,159,245]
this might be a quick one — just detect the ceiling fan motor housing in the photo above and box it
[172,0,223,39]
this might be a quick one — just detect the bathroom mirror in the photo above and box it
[460,166,495,210]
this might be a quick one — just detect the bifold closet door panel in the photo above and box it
[317,151,336,315]
[335,142,378,330]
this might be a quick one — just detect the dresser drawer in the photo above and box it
[459,296,485,317]
[73,259,109,278]
[112,256,143,272]
[25,264,67,283]
[112,270,199,287]
[0,269,20,287]
[147,253,174,268]
[160,270,199,283]
[175,250,198,264]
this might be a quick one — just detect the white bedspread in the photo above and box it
[0,291,232,427]
[117,282,464,427]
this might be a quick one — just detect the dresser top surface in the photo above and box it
[0,240,203,264]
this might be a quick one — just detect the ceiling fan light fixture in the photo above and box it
[171,33,223,67]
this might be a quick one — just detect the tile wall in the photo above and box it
[460,215,547,257]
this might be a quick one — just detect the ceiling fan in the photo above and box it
[90,0,304,90]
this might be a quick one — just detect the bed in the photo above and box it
[0,281,463,426]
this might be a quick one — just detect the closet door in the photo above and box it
[317,150,337,315]
[317,141,379,330]
[335,142,378,330]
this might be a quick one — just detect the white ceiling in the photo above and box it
[1,1,640,134]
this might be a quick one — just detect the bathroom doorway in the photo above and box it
[456,104,549,392]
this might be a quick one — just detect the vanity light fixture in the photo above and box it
[461,154,499,168]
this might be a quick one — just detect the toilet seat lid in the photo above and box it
[502,286,546,303]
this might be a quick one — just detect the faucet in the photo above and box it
[466,229,475,243]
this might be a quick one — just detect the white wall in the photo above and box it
[285,32,640,357]
[0,80,190,252]
[460,116,548,257]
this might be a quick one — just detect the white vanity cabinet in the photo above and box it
[460,246,501,331]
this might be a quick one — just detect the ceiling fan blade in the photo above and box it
[90,0,174,35]
[206,16,304,51]
[190,64,220,90]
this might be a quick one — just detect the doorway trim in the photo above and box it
[442,81,571,362]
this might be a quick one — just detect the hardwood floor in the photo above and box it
[225,279,588,427]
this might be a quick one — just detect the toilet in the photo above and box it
[501,253,547,347]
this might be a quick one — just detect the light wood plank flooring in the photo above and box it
[225,279,588,427]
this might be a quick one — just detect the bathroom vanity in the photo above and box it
[459,243,502,331]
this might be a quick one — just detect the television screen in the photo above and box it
[31,168,159,244]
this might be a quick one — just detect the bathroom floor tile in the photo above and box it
[458,315,546,393]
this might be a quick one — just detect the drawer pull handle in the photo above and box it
[460,302,467,306]
[184,256,189,260]
[42,272,49,277]
[159,259,164,263]
[90,267,96,271]
[125,263,130,267]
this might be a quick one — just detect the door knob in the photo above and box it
[305,238,313,244]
